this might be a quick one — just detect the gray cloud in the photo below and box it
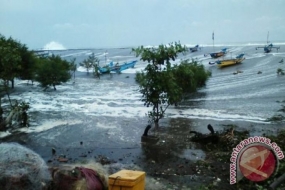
[0,0,284,49]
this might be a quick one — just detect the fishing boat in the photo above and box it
[205,31,228,58]
[189,45,199,52]
[209,53,245,67]
[256,43,280,53]
[98,60,137,74]
[256,32,280,53]
[209,48,228,58]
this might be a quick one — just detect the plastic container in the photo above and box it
[108,170,146,190]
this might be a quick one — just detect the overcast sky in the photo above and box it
[1,0,285,49]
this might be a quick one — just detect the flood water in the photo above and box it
[1,44,285,189]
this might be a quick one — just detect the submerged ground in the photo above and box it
[1,44,285,189]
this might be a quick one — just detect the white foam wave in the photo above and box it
[16,120,82,133]
[43,41,66,50]
[60,50,91,58]
[11,78,268,124]
[166,108,268,123]
[0,131,11,138]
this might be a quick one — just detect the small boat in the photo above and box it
[205,32,227,58]
[99,60,137,74]
[209,53,245,68]
[209,48,228,58]
[189,45,199,52]
[256,43,280,53]
[256,32,280,53]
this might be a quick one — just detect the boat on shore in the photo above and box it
[209,53,245,67]
[99,60,137,74]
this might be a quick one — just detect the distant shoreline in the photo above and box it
[32,41,285,51]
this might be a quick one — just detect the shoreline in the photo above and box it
[1,115,282,189]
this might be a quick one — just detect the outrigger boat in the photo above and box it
[256,32,280,53]
[99,60,137,74]
[256,43,280,53]
[209,53,245,68]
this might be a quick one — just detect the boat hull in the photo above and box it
[210,51,226,58]
[190,45,199,52]
[217,58,245,68]
[99,60,137,74]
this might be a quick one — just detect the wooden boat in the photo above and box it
[209,53,245,67]
[189,45,199,52]
[99,60,137,74]
[205,32,227,58]
[209,48,228,58]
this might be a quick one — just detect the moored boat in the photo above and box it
[209,53,245,68]
[255,32,280,53]
[209,48,228,58]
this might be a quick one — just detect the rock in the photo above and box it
[257,71,262,74]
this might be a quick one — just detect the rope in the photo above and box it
[110,176,121,190]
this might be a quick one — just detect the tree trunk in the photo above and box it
[11,79,14,89]
[154,121,159,128]
[154,103,159,128]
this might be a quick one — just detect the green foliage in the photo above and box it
[16,45,38,82]
[34,55,71,90]
[69,58,77,81]
[133,42,186,65]
[172,60,211,94]
[80,59,92,74]
[0,35,22,87]
[0,34,39,88]
[133,42,211,126]
[80,53,100,77]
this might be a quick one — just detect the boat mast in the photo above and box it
[212,31,215,52]
[105,50,107,65]
[267,31,269,45]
